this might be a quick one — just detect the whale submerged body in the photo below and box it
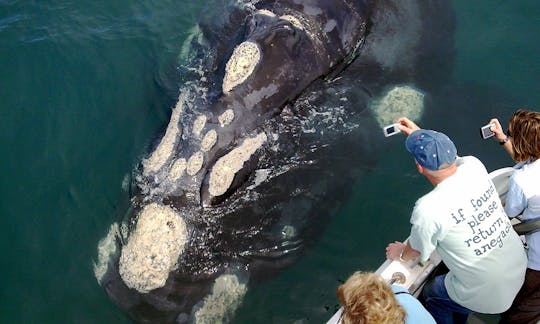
[95,0,454,322]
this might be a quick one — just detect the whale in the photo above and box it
[94,0,455,322]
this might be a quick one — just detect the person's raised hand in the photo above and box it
[396,117,421,135]
[489,118,506,142]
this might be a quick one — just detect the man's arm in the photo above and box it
[386,240,421,262]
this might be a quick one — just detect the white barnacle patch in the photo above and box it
[280,14,304,30]
[118,203,187,293]
[222,41,261,94]
[142,93,185,175]
[187,151,204,176]
[193,274,248,324]
[369,85,425,128]
[218,109,235,127]
[192,115,207,137]
[169,158,187,181]
[256,9,276,17]
[201,129,217,152]
[209,133,267,197]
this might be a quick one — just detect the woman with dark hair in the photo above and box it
[489,109,540,324]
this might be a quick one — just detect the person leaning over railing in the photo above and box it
[489,109,540,324]
[336,271,435,324]
[385,117,527,324]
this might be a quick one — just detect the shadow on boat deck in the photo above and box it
[469,313,500,324]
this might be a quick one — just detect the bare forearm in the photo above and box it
[400,241,421,261]
[386,241,421,262]
[489,118,515,159]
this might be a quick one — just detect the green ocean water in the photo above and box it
[1,1,539,323]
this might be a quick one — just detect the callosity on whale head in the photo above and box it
[94,0,454,322]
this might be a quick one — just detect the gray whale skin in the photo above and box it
[97,0,454,322]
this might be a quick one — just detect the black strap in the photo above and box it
[394,291,411,296]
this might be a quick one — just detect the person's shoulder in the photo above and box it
[456,155,488,173]
[411,192,439,221]
[457,155,483,166]
[512,160,539,183]
[512,161,528,175]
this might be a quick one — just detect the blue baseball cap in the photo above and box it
[405,129,457,170]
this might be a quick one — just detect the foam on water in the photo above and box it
[179,24,206,63]
[93,223,120,284]
[121,174,130,192]
[246,168,271,190]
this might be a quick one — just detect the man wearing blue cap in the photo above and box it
[385,117,527,324]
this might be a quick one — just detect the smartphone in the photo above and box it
[383,123,401,137]
[480,123,495,139]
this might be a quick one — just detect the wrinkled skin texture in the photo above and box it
[98,0,455,322]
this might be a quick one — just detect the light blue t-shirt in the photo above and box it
[391,285,435,324]
[408,156,527,313]
[505,159,540,270]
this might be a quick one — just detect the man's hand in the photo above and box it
[386,241,421,261]
[396,117,421,135]
[386,241,405,261]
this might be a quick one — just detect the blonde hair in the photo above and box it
[508,109,540,162]
[337,272,406,324]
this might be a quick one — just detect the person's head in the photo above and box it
[508,109,540,162]
[405,129,457,171]
[404,129,458,185]
[336,272,406,324]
